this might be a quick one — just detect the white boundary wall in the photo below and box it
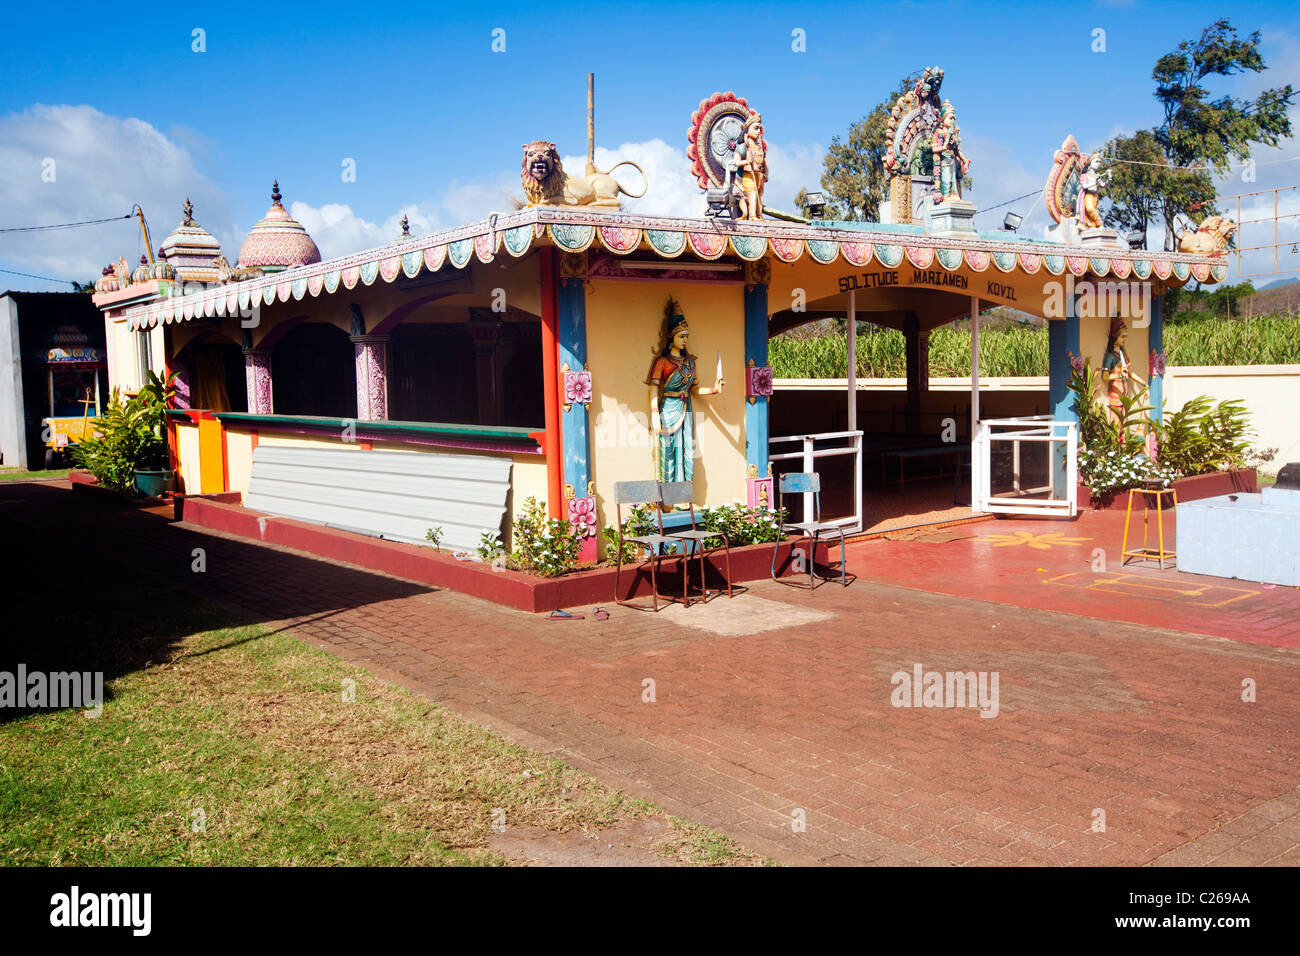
[1163,365,1300,474]
[776,365,1300,474]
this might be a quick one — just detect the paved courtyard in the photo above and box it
[4,480,1298,866]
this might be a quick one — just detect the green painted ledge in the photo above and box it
[167,409,542,449]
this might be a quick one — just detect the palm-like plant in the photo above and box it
[1155,396,1252,476]
[69,370,175,492]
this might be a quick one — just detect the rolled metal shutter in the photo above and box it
[245,444,511,553]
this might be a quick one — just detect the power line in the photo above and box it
[974,189,1040,217]
[1100,153,1300,172]
[0,266,79,285]
[0,212,134,234]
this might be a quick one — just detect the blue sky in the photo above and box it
[2,0,1298,288]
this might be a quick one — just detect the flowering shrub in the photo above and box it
[601,500,786,563]
[509,497,580,577]
[1077,448,1177,497]
[698,502,786,546]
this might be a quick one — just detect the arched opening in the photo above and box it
[388,324,477,423]
[179,334,246,412]
[271,323,356,418]
[386,309,543,427]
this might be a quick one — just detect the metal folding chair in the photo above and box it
[660,480,733,601]
[770,471,849,589]
[613,480,690,611]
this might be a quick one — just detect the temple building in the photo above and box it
[90,76,1229,558]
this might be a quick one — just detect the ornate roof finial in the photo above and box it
[182,197,194,226]
[271,180,282,205]
[400,214,410,236]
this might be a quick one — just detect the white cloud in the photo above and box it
[288,201,440,261]
[962,133,1044,232]
[561,137,827,220]
[0,104,234,288]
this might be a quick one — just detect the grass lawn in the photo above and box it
[0,468,71,482]
[0,516,768,866]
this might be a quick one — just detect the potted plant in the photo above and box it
[70,370,176,497]
[128,370,175,496]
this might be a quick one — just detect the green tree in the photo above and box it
[1102,129,1203,247]
[802,76,915,221]
[1148,19,1293,250]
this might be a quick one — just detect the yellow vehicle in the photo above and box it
[41,346,104,468]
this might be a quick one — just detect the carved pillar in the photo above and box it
[171,355,193,410]
[467,310,504,425]
[351,335,389,421]
[243,349,273,415]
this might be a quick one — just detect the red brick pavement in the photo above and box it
[4,481,1298,866]
[856,509,1300,649]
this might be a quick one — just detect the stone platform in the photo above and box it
[1177,486,1300,586]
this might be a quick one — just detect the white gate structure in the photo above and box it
[972,416,1077,517]
[769,430,864,532]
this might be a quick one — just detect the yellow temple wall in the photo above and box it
[173,420,202,494]
[585,280,747,528]
[224,428,255,496]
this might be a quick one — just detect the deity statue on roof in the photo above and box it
[734,113,768,220]
[881,67,974,223]
[1043,136,1122,247]
[1076,153,1108,229]
[930,101,969,204]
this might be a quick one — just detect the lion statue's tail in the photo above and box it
[604,160,648,199]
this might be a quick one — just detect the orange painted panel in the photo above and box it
[197,419,226,493]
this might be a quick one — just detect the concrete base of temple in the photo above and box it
[922,197,977,236]
[1046,219,1082,246]
[1080,226,1124,249]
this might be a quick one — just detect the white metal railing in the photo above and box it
[973,416,1077,516]
[769,430,864,532]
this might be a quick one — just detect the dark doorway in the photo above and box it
[388,324,477,424]
[184,339,247,412]
[271,323,356,418]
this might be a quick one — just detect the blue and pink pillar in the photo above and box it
[1148,290,1165,424]
[744,278,773,508]
[557,267,597,560]
[1048,291,1081,497]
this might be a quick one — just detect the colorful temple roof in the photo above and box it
[235,181,322,273]
[115,206,1228,330]
[159,198,222,283]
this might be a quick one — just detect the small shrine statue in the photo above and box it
[647,298,725,486]
[1102,318,1146,427]
[734,113,768,221]
[930,101,969,204]
[1076,153,1109,229]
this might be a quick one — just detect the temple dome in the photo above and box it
[236,180,321,273]
[159,198,222,283]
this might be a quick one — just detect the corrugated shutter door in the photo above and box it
[245,444,512,553]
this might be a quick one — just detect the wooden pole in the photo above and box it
[971,297,981,428]
[846,289,856,433]
[586,73,596,176]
